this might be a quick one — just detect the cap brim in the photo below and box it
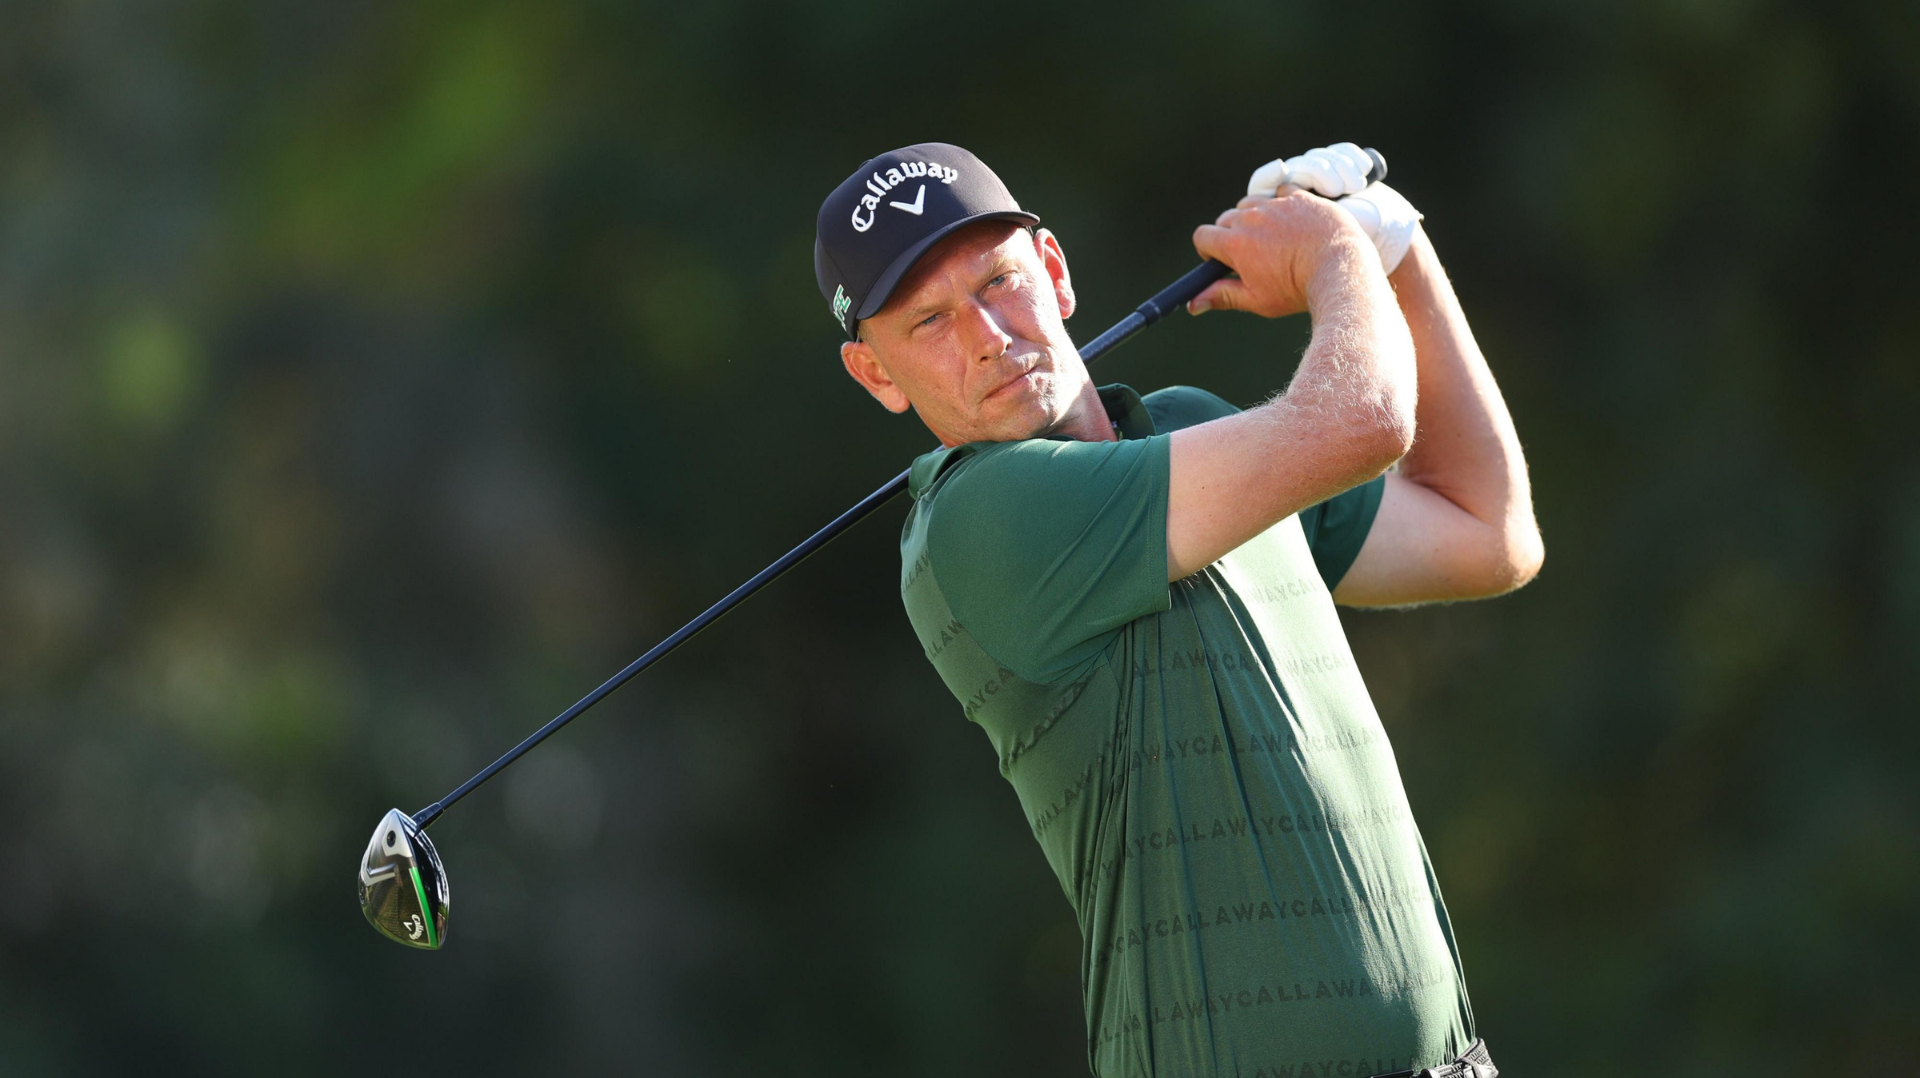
[852,209,1042,329]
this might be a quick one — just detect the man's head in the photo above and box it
[815,144,1106,447]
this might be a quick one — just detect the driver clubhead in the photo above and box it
[358,808,449,950]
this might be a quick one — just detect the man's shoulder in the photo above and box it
[915,437,1136,542]
[1143,385,1241,433]
[907,437,1061,506]
[906,431,1166,571]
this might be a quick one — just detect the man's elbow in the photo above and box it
[1484,520,1545,596]
[1429,528,1543,604]
[1344,390,1418,478]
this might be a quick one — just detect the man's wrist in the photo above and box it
[1386,224,1435,287]
[1305,229,1388,317]
[1386,226,1453,335]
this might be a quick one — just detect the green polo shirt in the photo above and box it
[900,385,1474,1078]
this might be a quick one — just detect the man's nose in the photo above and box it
[957,300,1014,361]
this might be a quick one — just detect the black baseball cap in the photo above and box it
[814,142,1039,340]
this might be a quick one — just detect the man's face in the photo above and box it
[840,221,1090,447]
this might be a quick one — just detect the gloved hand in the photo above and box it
[1245,142,1423,273]
[1246,142,1376,200]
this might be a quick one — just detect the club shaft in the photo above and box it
[413,256,1243,827]
[415,468,910,826]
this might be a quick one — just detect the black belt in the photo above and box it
[1369,1038,1497,1078]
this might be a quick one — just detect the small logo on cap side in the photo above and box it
[851,160,958,232]
[830,284,852,326]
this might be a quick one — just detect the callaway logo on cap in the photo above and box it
[814,142,1039,339]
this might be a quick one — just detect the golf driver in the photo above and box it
[357,149,1386,949]
[357,808,448,949]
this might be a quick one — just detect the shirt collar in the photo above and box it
[1095,383,1156,438]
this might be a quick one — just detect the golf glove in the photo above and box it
[1246,142,1423,273]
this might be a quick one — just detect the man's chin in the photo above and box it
[928,378,1074,445]
[986,394,1066,442]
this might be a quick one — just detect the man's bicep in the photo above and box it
[1167,408,1392,581]
[1300,474,1385,589]
[1331,473,1516,606]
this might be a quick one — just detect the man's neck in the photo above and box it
[1043,376,1119,443]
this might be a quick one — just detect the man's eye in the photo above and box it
[917,312,940,328]
[988,273,1011,289]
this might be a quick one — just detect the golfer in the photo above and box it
[815,143,1539,1078]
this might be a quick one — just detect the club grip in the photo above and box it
[1133,260,1232,325]
[1362,147,1388,185]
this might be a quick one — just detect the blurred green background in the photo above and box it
[2,0,1916,1073]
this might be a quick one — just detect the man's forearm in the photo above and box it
[1165,226,1417,580]
[1389,228,1538,548]
[1279,232,1419,460]
[1234,231,1419,521]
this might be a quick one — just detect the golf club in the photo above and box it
[357,150,1387,949]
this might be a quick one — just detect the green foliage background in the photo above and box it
[2,0,1915,1073]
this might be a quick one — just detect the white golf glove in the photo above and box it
[1246,142,1423,273]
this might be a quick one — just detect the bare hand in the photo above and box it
[1187,190,1372,319]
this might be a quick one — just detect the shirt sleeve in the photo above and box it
[925,436,1172,684]
[1297,474,1386,590]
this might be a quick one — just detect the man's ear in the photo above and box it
[840,338,912,414]
[1034,228,1076,320]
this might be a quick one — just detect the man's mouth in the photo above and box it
[985,362,1040,401]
